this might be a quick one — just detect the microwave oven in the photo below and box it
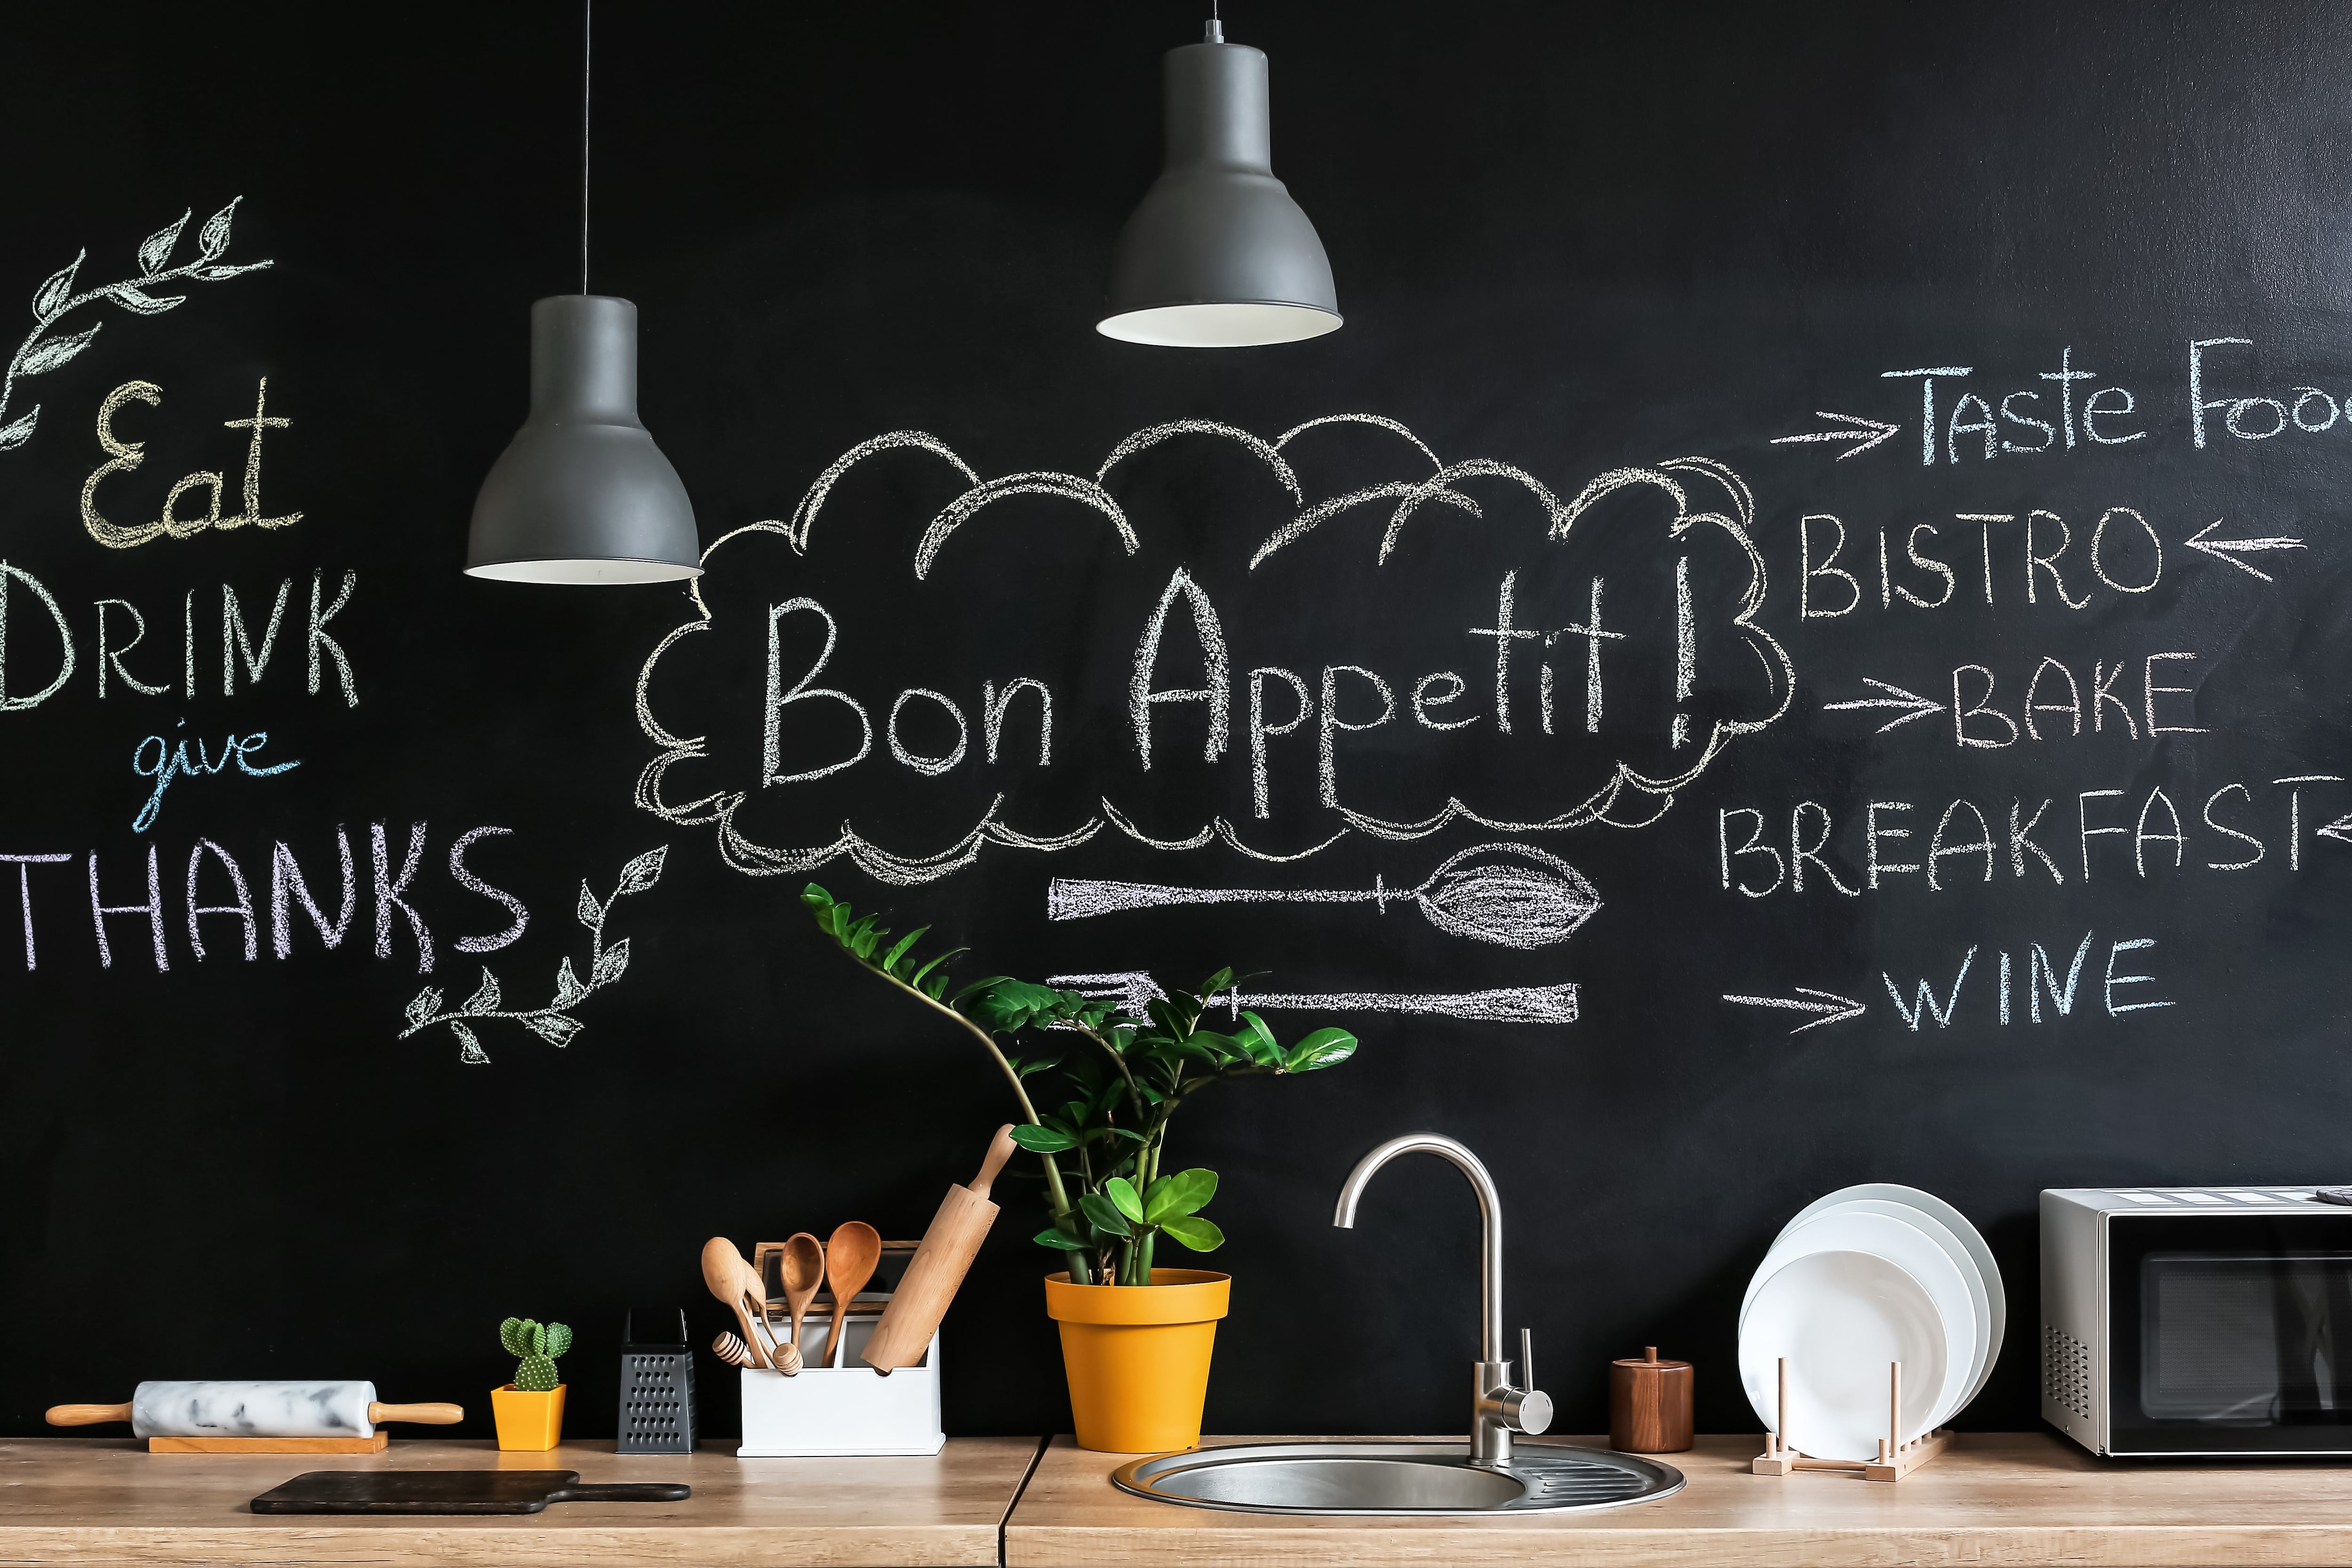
[2043,1186,2352,1455]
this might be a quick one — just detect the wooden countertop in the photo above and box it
[0,1436,1042,1567]
[15,1432,2352,1567]
[1002,1432,2352,1567]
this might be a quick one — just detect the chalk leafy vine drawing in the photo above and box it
[400,847,667,1064]
[0,197,273,454]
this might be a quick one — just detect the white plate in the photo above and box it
[1741,1209,1977,1433]
[1798,1198,1991,1422]
[1778,1183,2005,1407]
[1740,1249,1947,1462]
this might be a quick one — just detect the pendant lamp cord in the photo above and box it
[580,0,592,295]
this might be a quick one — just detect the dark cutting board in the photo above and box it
[250,1470,691,1514]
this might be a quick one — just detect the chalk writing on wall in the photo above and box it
[399,846,666,1064]
[0,199,272,455]
[635,421,1795,886]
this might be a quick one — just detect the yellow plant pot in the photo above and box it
[1044,1268,1229,1454]
[491,1384,566,1451]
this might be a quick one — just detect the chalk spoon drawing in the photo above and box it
[1047,842,1600,949]
[0,198,273,454]
[398,847,666,1064]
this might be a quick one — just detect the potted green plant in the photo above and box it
[492,1317,572,1450]
[802,884,1357,1451]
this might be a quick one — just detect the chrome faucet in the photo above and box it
[1332,1132,1552,1467]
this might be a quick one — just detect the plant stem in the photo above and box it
[863,960,1086,1281]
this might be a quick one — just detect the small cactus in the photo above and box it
[500,1316,572,1392]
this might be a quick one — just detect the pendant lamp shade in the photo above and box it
[1098,24,1340,347]
[465,295,701,584]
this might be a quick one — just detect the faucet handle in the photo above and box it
[1520,1327,1536,1392]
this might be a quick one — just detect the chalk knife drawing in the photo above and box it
[1050,970,1579,1025]
[0,199,273,454]
[399,847,666,1064]
[1721,987,1868,1034]
[1047,842,1599,949]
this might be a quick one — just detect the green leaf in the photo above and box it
[1105,1175,1145,1224]
[1009,1123,1076,1152]
[1285,1027,1359,1071]
[1144,1168,1217,1223]
[1033,1228,1087,1249]
[1158,1214,1226,1251]
[1199,966,1235,998]
[880,926,928,974]
[907,947,965,991]
[1079,1192,1132,1236]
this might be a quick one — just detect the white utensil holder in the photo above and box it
[736,1305,943,1457]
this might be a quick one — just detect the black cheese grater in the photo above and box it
[615,1309,697,1454]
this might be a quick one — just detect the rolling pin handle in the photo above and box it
[969,1124,1017,1200]
[46,1403,133,1426]
[367,1402,466,1425]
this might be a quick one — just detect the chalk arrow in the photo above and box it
[1770,411,1901,461]
[1722,987,1868,1035]
[2185,518,2304,582]
[2317,812,2352,845]
[1822,677,1943,733]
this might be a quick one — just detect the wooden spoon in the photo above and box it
[780,1232,826,1356]
[699,1236,771,1369]
[822,1221,882,1369]
[734,1252,802,1374]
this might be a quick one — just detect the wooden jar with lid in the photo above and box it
[1609,1346,1693,1453]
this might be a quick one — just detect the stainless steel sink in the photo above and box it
[1110,1442,1686,1515]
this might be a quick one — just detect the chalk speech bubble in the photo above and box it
[634,415,1793,886]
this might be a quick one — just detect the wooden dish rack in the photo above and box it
[1752,1358,1950,1481]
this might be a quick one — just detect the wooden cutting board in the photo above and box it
[249,1470,691,1514]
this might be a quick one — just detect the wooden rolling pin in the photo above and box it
[863,1124,1017,1372]
[48,1381,462,1437]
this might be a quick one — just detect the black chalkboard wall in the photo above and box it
[5,0,2350,1443]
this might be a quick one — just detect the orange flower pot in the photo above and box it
[1044,1269,1229,1454]
[491,1384,566,1450]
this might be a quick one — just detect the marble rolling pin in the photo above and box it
[862,1124,1017,1372]
[48,1381,464,1452]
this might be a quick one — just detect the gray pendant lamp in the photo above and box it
[466,0,700,584]
[1097,9,1341,347]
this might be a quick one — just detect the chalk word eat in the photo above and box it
[1717,775,2347,898]
[1879,931,2169,1031]
[131,720,298,832]
[80,377,301,548]
[0,824,528,975]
